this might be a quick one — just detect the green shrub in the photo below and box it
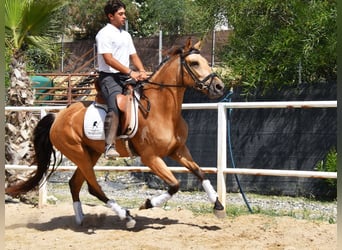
[26,44,63,73]
[315,147,337,188]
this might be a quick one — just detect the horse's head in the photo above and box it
[177,38,225,99]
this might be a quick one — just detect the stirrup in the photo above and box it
[104,145,120,159]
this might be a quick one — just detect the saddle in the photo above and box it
[93,78,139,138]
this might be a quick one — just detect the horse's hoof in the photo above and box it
[126,218,136,229]
[75,219,83,226]
[139,199,153,210]
[124,210,136,229]
[214,209,226,219]
[213,198,226,218]
[75,214,84,225]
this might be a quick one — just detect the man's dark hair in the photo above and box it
[104,0,126,17]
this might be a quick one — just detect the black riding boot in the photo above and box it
[104,111,120,159]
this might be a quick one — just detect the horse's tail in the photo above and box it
[6,113,57,197]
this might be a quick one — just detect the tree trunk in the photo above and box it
[5,52,39,200]
[7,52,35,106]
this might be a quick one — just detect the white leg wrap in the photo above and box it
[202,179,217,203]
[151,192,172,207]
[106,200,127,220]
[73,201,84,225]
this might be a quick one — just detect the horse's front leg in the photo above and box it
[139,156,179,210]
[169,145,226,218]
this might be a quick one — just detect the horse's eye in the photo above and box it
[189,61,199,67]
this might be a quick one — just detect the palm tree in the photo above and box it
[5,0,66,105]
[5,0,66,167]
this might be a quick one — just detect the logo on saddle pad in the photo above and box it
[84,91,140,140]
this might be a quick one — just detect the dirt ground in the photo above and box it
[5,202,336,250]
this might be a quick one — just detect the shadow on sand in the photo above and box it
[7,212,221,234]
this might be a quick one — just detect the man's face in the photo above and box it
[109,7,126,28]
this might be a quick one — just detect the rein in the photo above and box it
[142,68,186,89]
[142,48,216,90]
[135,48,217,114]
[142,55,185,88]
[143,80,185,88]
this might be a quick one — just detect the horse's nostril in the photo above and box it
[215,83,223,90]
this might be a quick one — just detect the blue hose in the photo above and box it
[220,90,253,213]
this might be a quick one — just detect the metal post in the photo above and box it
[217,103,227,208]
[211,28,216,67]
[93,43,97,70]
[67,76,72,104]
[61,33,64,72]
[159,30,163,64]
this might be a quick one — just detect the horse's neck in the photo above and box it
[148,66,186,116]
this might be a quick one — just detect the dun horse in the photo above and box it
[6,38,225,228]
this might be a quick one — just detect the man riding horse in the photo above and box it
[96,0,148,159]
[5,2,226,228]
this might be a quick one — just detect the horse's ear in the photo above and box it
[184,37,192,51]
[194,41,202,51]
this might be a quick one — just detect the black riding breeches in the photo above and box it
[98,72,126,115]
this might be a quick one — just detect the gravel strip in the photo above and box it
[44,172,337,223]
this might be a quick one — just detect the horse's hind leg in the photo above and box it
[139,156,179,210]
[65,147,135,228]
[68,151,101,225]
[69,168,86,225]
[169,145,226,218]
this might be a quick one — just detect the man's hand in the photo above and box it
[138,71,148,80]
[130,70,148,81]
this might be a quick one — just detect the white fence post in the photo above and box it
[38,108,48,208]
[217,103,227,208]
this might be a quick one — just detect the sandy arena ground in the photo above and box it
[5,202,336,250]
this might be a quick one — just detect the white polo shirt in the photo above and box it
[96,23,136,73]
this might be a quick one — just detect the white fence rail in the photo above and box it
[5,101,337,208]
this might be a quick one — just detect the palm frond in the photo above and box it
[5,0,67,51]
[22,0,67,38]
[5,0,30,49]
[26,36,56,56]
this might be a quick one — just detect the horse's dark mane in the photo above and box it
[150,45,184,74]
[154,45,196,70]
[167,46,184,56]
[146,42,198,81]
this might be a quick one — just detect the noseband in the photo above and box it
[180,49,217,91]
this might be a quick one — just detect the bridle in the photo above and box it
[135,48,218,115]
[144,48,217,91]
[180,49,217,91]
